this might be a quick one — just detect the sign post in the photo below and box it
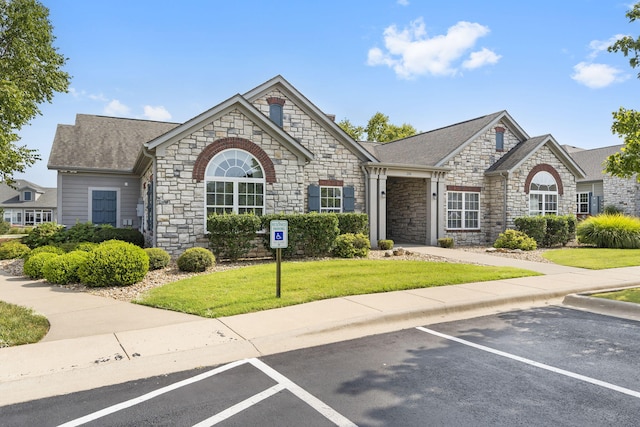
[269,220,288,298]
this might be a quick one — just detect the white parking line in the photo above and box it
[416,326,640,399]
[57,358,356,427]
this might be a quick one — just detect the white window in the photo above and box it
[24,209,53,226]
[3,209,22,225]
[447,191,480,229]
[320,186,342,213]
[576,192,590,214]
[205,149,265,216]
[529,171,558,215]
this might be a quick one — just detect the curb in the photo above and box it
[563,286,640,321]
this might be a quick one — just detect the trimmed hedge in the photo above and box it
[22,222,145,249]
[207,213,262,261]
[78,240,149,287]
[514,215,576,248]
[42,251,89,285]
[336,213,369,235]
[145,248,171,270]
[494,229,537,251]
[177,247,215,272]
[25,245,65,260]
[378,239,394,250]
[333,233,370,258]
[261,213,339,258]
[23,252,60,279]
[0,240,31,260]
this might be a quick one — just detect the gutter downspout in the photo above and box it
[361,165,372,245]
[141,145,157,248]
[501,171,509,232]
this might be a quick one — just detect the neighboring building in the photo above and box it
[48,76,585,254]
[0,179,57,227]
[568,144,640,217]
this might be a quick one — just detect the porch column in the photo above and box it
[368,172,379,246]
[378,174,387,241]
[427,176,447,245]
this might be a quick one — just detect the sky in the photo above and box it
[14,0,640,186]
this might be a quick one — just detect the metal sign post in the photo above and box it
[269,220,288,298]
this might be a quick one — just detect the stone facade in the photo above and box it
[386,177,427,243]
[602,174,640,216]
[146,89,366,256]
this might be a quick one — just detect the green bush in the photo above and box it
[261,213,340,259]
[78,240,149,287]
[494,229,537,251]
[145,248,171,270]
[437,237,454,248]
[577,214,640,249]
[75,242,99,252]
[24,245,65,260]
[177,247,215,272]
[0,240,31,259]
[0,220,10,235]
[63,222,97,243]
[207,213,262,261]
[514,216,546,246]
[93,226,145,247]
[8,226,31,234]
[336,213,369,235]
[604,204,624,215]
[23,252,60,279]
[378,239,394,250]
[333,233,370,258]
[22,223,65,248]
[543,215,569,247]
[42,251,89,285]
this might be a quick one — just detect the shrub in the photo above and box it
[514,216,546,246]
[0,220,10,235]
[23,252,60,279]
[0,240,31,259]
[42,251,89,285]
[75,242,99,252]
[543,215,569,247]
[577,214,640,249]
[378,239,394,250]
[604,204,624,215]
[63,222,97,243]
[177,247,215,272]
[207,213,262,261]
[437,237,454,248]
[145,248,171,270]
[78,240,149,287]
[333,233,370,258]
[24,245,65,260]
[8,226,31,235]
[93,226,145,247]
[336,213,369,235]
[261,213,340,259]
[22,222,65,248]
[494,229,537,251]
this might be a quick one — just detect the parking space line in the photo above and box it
[416,326,640,399]
[192,383,286,426]
[57,358,356,427]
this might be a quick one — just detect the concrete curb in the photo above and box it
[562,286,640,321]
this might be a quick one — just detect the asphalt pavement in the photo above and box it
[1,244,639,406]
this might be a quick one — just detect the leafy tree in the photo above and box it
[0,0,70,185]
[605,2,640,180]
[338,112,417,143]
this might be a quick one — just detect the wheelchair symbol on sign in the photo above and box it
[274,231,284,241]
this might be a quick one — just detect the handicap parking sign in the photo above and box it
[270,220,288,249]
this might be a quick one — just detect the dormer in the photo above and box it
[18,185,41,202]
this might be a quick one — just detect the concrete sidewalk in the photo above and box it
[1,246,639,406]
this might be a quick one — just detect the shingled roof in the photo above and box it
[569,145,623,181]
[48,115,180,173]
[0,179,56,209]
[370,111,510,167]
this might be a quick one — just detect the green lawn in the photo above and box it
[136,259,539,318]
[591,288,640,304]
[0,301,49,347]
[542,248,640,269]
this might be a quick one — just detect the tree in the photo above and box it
[605,2,640,180]
[338,112,417,143]
[0,0,70,185]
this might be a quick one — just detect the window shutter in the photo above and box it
[308,184,320,212]
[343,186,355,212]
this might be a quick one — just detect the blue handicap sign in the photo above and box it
[274,231,284,241]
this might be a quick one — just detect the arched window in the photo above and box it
[205,149,265,215]
[529,171,558,215]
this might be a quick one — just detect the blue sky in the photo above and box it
[17,0,639,185]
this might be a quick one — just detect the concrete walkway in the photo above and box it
[1,246,639,406]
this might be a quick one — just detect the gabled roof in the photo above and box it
[371,111,527,167]
[569,145,623,182]
[243,75,378,162]
[48,115,180,173]
[0,179,57,209]
[486,135,586,178]
[145,93,314,162]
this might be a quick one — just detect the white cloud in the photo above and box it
[397,0,409,5]
[367,18,498,78]
[571,62,627,88]
[143,105,172,121]
[588,34,627,59]
[104,99,131,116]
[463,47,501,69]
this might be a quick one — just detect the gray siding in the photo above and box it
[58,173,141,229]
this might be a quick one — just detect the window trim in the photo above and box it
[446,191,481,230]
[576,192,590,214]
[88,187,121,227]
[528,171,558,216]
[320,185,343,213]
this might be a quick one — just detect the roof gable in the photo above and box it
[145,93,314,162]
[371,111,528,167]
[243,75,378,162]
[569,145,623,182]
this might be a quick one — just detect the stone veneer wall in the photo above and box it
[386,177,427,243]
[152,89,365,256]
[602,174,640,216]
